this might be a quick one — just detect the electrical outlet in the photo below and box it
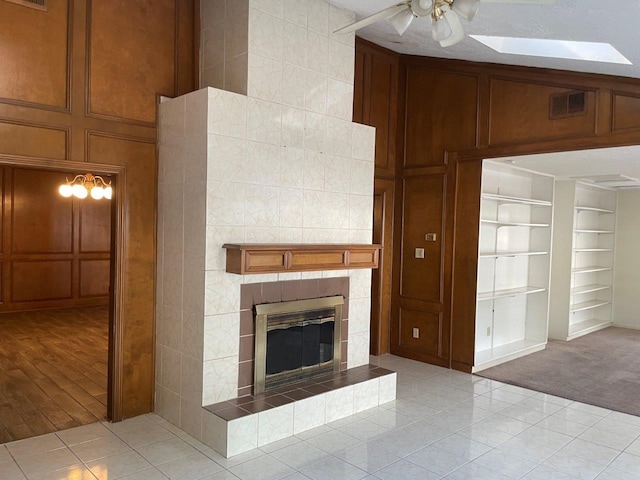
[415,248,425,259]
[486,326,491,336]
[412,327,420,339]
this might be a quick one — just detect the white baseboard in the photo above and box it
[612,322,640,331]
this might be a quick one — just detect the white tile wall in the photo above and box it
[158,0,375,452]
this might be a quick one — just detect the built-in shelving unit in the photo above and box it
[474,161,554,372]
[549,181,616,341]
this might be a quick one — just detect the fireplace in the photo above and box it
[254,296,343,394]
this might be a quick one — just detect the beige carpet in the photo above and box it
[477,327,640,416]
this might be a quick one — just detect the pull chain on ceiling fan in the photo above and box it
[334,0,480,47]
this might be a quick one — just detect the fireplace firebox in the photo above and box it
[254,296,343,394]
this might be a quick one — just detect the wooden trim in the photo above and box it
[223,244,381,275]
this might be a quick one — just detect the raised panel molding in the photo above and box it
[11,260,73,302]
[612,92,640,133]
[488,78,597,146]
[398,307,442,355]
[11,168,74,254]
[86,0,177,125]
[404,68,478,167]
[0,0,71,111]
[80,258,110,297]
[399,174,446,303]
[0,119,68,160]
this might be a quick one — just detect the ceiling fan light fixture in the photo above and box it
[431,12,452,41]
[451,0,480,22]
[438,7,465,46]
[389,9,416,36]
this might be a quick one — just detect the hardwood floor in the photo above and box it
[0,306,108,443]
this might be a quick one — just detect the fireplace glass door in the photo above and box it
[255,296,343,394]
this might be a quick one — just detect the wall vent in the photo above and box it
[4,0,47,11]
[549,91,586,119]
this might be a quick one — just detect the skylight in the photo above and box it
[470,36,632,65]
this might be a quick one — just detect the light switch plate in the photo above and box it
[415,248,425,258]
[412,328,420,339]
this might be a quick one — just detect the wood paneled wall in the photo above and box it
[0,167,110,311]
[0,0,196,419]
[355,38,640,372]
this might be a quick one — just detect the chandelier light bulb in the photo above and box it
[104,186,113,200]
[91,186,104,200]
[72,184,88,199]
[390,9,416,36]
[59,184,73,197]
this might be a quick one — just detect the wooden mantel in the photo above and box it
[222,244,381,274]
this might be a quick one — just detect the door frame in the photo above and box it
[0,153,126,421]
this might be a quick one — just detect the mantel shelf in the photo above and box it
[222,244,381,275]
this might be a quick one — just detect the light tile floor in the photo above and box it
[2,354,640,479]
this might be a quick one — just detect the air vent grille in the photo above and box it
[4,0,47,11]
[549,91,586,119]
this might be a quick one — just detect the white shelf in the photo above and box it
[570,299,611,313]
[568,318,612,340]
[575,206,615,214]
[482,193,552,206]
[473,339,547,372]
[481,219,550,228]
[477,286,546,301]
[574,229,615,234]
[573,248,613,252]
[570,284,611,295]
[572,266,612,274]
[479,251,548,258]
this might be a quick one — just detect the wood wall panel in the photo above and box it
[11,169,73,254]
[404,69,478,167]
[11,260,73,302]
[398,308,441,354]
[80,197,111,252]
[369,57,397,174]
[488,79,597,145]
[0,121,67,160]
[88,0,176,124]
[80,259,110,297]
[399,175,445,302]
[0,0,70,109]
[370,178,394,355]
[87,133,156,417]
[612,92,640,133]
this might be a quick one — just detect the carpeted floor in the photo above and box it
[477,327,640,416]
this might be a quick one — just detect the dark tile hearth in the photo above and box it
[204,364,394,422]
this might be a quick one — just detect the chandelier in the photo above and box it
[58,173,113,200]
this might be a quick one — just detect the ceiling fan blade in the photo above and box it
[334,3,411,35]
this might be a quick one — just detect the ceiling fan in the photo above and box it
[334,0,554,48]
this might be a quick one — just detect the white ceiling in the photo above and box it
[327,0,640,185]
[490,147,640,188]
[327,0,640,80]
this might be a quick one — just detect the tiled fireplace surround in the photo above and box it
[155,0,396,458]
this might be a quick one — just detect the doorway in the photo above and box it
[0,159,123,442]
